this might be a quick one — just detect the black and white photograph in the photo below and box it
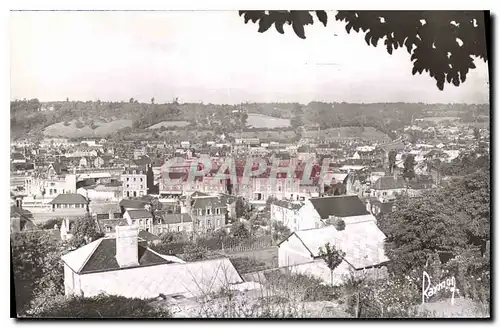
[9,6,491,319]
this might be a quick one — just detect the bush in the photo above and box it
[75,121,85,129]
[25,294,171,318]
[40,218,64,230]
[231,257,267,274]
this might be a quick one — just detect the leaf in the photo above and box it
[292,21,306,39]
[258,15,273,33]
[316,10,328,27]
[275,21,285,34]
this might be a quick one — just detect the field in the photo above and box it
[43,119,133,138]
[148,121,191,129]
[229,130,296,141]
[246,114,291,129]
[304,127,391,142]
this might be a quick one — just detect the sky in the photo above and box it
[10,11,490,104]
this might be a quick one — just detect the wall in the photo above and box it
[73,259,242,299]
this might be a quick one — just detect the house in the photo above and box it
[124,209,154,233]
[278,223,389,285]
[371,176,406,200]
[61,226,243,298]
[271,195,375,233]
[97,217,129,236]
[121,168,148,198]
[119,198,150,215]
[155,213,193,235]
[49,193,89,214]
[186,195,226,234]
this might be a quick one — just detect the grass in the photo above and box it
[246,114,291,129]
[43,119,133,138]
[148,121,190,129]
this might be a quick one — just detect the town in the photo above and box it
[10,98,490,318]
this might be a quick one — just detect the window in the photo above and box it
[207,220,211,227]
[139,219,143,225]
[177,226,180,232]
[127,184,129,188]
[133,191,137,197]
[134,178,136,182]
[158,227,163,234]
[140,178,143,182]
[383,192,387,196]
[54,189,57,194]
[207,209,211,215]
[127,177,129,181]
[157,219,162,224]
[105,226,112,232]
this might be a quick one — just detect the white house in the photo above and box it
[371,176,406,200]
[278,222,389,285]
[61,226,243,298]
[271,195,376,233]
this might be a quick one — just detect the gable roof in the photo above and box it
[11,206,33,219]
[162,213,193,224]
[49,193,89,205]
[309,195,369,219]
[138,230,161,242]
[191,196,225,209]
[61,237,174,274]
[126,209,153,219]
[119,199,148,209]
[372,176,406,190]
[291,222,389,270]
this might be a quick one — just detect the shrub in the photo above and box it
[26,294,171,318]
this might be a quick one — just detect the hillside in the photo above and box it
[43,119,133,138]
[304,127,391,142]
[148,121,190,129]
[246,114,291,129]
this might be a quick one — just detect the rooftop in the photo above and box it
[49,193,89,205]
[309,195,369,219]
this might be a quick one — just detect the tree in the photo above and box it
[239,11,488,90]
[403,154,416,180]
[129,97,134,104]
[388,150,397,174]
[377,169,490,276]
[151,97,155,105]
[232,221,250,240]
[11,231,65,315]
[69,215,105,248]
[318,242,346,285]
[473,127,481,141]
[235,197,247,218]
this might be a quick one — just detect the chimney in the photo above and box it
[115,225,139,268]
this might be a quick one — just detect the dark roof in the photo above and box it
[372,176,406,190]
[11,206,33,219]
[119,199,148,209]
[162,213,193,224]
[309,195,369,219]
[49,193,89,205]
[97,218,129,232]
[138,230,161,242]
[126,209,153,219]
[191,191,210,198]
[191,196,225,209]
[79,238,171,274]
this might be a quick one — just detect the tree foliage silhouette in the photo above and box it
[238,10,488,90]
